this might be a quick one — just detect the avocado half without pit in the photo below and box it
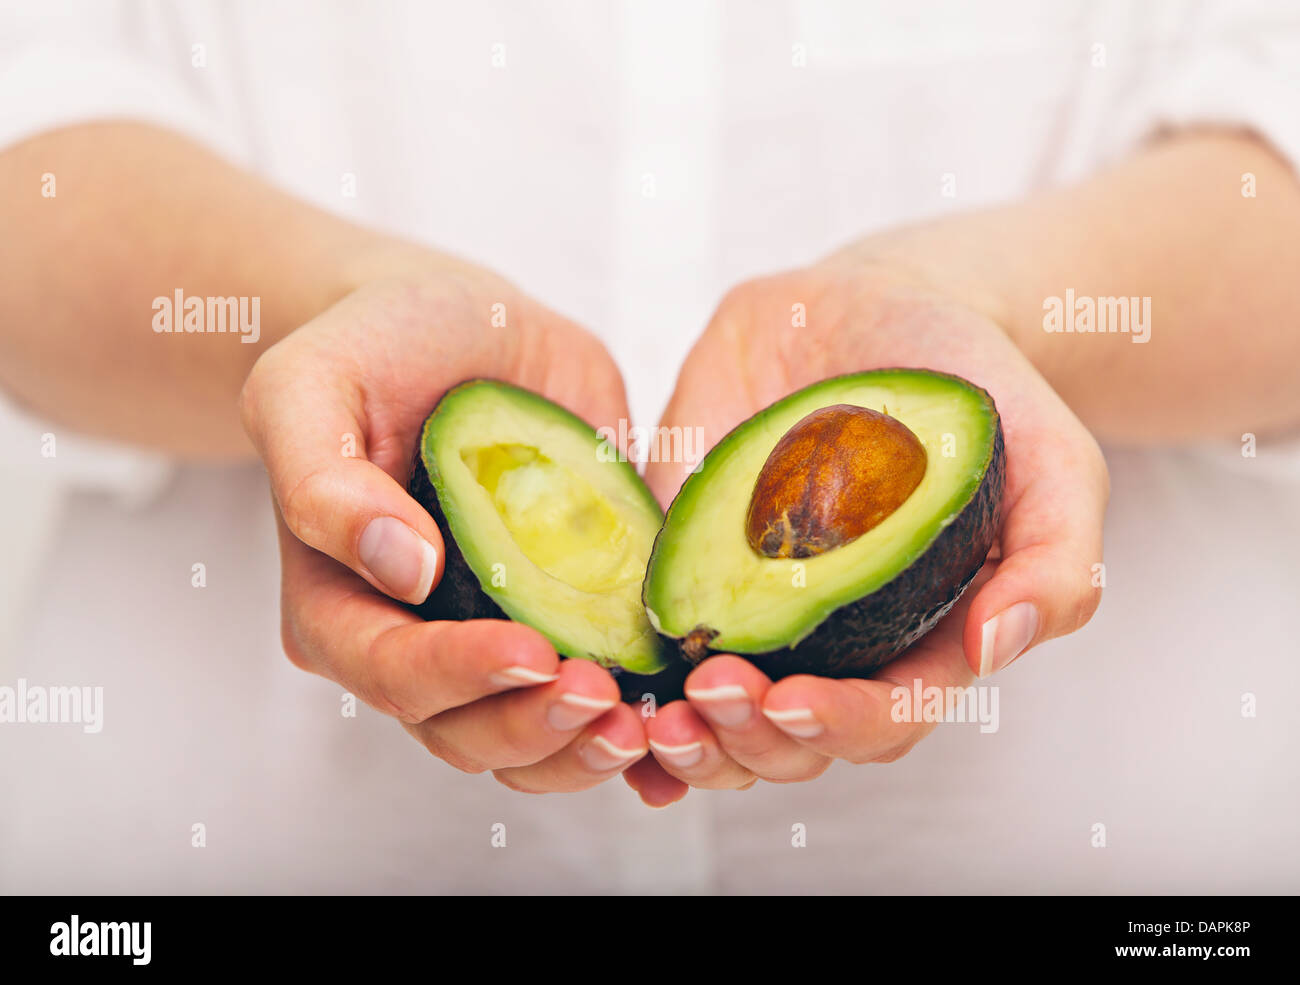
[642,368,1005,679]
[407,380,677,698]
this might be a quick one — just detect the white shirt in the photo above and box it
[2,0,1298,892]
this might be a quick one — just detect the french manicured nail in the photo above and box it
[979,601,1040,677]
[648,739,705,769]
[580,735,645,771]
[547,692,616,731]
[762,707,824,738]
[489,666,560,688]
[686,684,753,727]
[358,517,438,603]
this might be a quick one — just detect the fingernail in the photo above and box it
[489,666,560,688]
[686,684,753,727]
[580,734,645,771]
[358,517,438,603]
[762,706,824,738]
[547,692,616,731]
[979,601,1040,677]
[648,738,704,769]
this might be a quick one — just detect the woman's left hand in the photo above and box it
[629,260,1109,794]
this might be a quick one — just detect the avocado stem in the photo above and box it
[683,626,720,662]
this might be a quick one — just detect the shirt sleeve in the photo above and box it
[1114,0,1300,176]
[0,0,250,161]
[1093,0,1300,473]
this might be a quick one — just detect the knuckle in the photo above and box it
[237,356,267,428]
[1077,431,1112,506]
[798,758,833,782]
[761,759,832,784]
[673,766,727,787]
[279,617,312,672]
[276,466,331,546]
[698,767,758,790]
[365,631,421,724]
[869,742,916,765]
[418,729,487,774]
[492,770,547,794]
[492,713,542,768]
[236,377,258,438]
[1071,581,1104,633]
[1095,452,1112,503]
[1054,557,1104,635]
[237,347,287,440]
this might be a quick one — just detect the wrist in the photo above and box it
[334,234,455,296]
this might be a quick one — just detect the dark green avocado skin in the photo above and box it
[608,661,689,705]
[408,446,506,625]
[672,419,1005,680]
[407,444,688,704]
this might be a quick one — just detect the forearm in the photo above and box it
[842,130,1300,443]
[0,122,429,459]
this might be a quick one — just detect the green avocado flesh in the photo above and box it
[409,380,670,675]
[642,368,1004,677]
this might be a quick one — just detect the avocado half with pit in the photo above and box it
[642,368,1004,679]
[408,380,677,694]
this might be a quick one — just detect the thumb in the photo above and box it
[240,357,445,606]
[963,438,1109,677]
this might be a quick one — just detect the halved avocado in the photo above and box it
[642,368,1004,678]
[408,380,673,683]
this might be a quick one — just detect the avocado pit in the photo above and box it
[744,404,927,559]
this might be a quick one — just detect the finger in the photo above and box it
[622,755,691,807]
[242,349,445,605]
[763,638,970,764]
[964,432,1109,677]
[644,700,757,789]
[762,571,979,762]
[407,657,623,773]
[491,702,649,793]
[279,519,559,721]
[682,656,831,782]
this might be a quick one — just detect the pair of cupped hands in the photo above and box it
[238,245,1107,807]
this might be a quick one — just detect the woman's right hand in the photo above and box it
[239,257,672,796]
